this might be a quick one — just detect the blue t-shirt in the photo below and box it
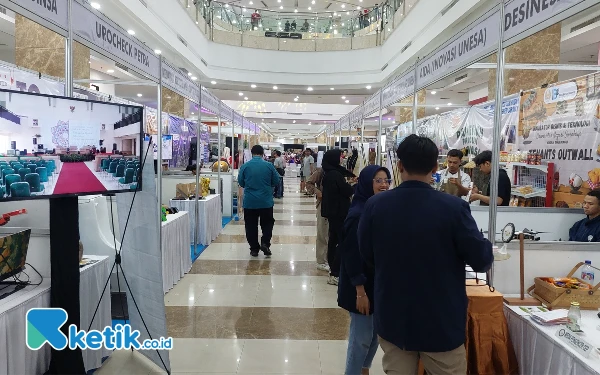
[238,156,280,209]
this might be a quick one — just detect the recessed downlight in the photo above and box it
[435,107,440,110]
[273,86,278,90]
[127,29,135,35]
[239,92,244,96]
[91,2,101,9]
[251,84,257,88]
[188,72,192,76]
[345,100,349,103]
[431,90,437,95]
[330,87,334,91]
[447,102,452,106]
[191,76,197,80]
[341,96,346,99]
[366,85,372,89]
[107,69,114,73]
[211,81,216,84]
[154,49,161,54]
[244,97,248,100]
[137,93,143,97]
[307,87,313,91]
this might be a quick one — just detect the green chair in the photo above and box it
[25,173,44,193]
[2,168,15,184]
[108,162,118,176]
[129,183,138,191]
[27,164,38,171]
[10,182,30,197]
[12,164,23,171]
[35,167,49,183]
[112,164,125,179]
[118,168,135,188]
[18,168,31,181]
[5,174,21,194]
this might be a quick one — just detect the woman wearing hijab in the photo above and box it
[347,149,359,174]
[321,149,356,285]
[339,165,391,375]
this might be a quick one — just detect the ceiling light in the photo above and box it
[91,2,101,9]
[334,12,337,16]
[137,93,142,97]
[211,81,216,84]
[308,6,312,10]
[244,97,248,100]
[294,97,298,101]
[107,69,114,73]
[191,112,195,115]
[191,76,197,80]
[293,120,296,123]
[341,4,345,8]
[431,90,437,95]
[279,5,283,8]
[232,20,237,24]
[312,0,315,3]
[342,96,346,99]
[357,6,361,9]
[251,84,257,88]
[249,1,253,4]
[294,8,298,12]
[127,29,135,35]
[345,100,349,103]
[154,49,161,54]
[239,92,244,96]
[273,120,276,123]
[366,85,372,89]
[308,122,311,125]
[447,102,452,106]
[225,3,229,6]
[188,72,192,76]
[330,87,334,90]
[435,107,440,110]
[307,87,313,91]
[273,86,278,90]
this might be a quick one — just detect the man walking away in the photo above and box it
[273,150,286,198]
[306,166,329,272]
[358,135,493,375]
[301,148,315,195]
[238,145,281,257]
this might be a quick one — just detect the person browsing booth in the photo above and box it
[357,134,493,375]
[238,145,280,257]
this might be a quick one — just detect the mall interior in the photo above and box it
[1,0,600,374]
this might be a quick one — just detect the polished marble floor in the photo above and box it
[95,173,386,375]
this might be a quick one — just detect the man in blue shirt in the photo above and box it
[569,190,600,242]
[238,145,281,257]
[358,135,493,375]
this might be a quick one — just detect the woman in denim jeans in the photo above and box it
[338,165,391,375]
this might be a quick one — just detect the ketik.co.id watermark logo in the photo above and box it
[26,308,173,351]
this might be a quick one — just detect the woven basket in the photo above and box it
[527,262,600,310]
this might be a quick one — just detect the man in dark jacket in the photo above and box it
[358,135,493,374]
[569,189,600,242]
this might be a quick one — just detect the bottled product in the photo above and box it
[581,260,595,283]
[567,301,581,331]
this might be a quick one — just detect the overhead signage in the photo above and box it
[417,10,499,90]
[9,0,68,32]
[72,2,160,81]
[363,92,380,118]
[161,60,200,104]
[350,107,363,127]
[201,89,220,115]
[382,70,414,108]
[0,63,64,95]
[220,103,233,121]
[503,0,584,41]
[233,113,242,127]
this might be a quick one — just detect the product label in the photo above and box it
[555,328,592,358]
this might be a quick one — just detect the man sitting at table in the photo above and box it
[569,190,600,242]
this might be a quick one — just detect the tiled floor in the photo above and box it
[95,172,385,375]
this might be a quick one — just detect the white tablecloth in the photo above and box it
[0,255,112,375]
[162,211,192,294]
[505,305,600,375]
[169,195,222,245]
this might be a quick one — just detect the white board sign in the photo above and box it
[363,92,381,118]
[417,10,500,89]
[382,70,415,108]
[202,89,220,115]
[161,60,199,104]
[72,2,160,80]
[555,327,593,358]
[9,0,68,32]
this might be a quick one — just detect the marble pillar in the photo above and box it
[162,87,185,118]
[15,14,90,80]
[488,23,561,99]
[394,89,425,124]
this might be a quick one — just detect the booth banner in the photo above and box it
[382,70,415,108]
[202,89,220,115]
[503,0,586,42]
[161,60,200,104]
[417,9,500,89]
[363,91,381,118]
[220,103,233,121]
[350,107,363,128]
[8,0,68,32]
[233,113,242,128]
[72,2,160,80]
[416,115,445,150]
[0,64,64,95]
[519,74,600,190]
[167,116,197,167]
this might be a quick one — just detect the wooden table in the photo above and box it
[419,280,519,375]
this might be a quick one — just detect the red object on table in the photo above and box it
[0,209,27,226]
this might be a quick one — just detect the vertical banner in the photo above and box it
[518,73,600,207]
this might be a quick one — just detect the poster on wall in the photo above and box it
[518,74,600,207]
[152,135,173,160]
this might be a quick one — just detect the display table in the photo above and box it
[505,305,600,375]
[162,211,192,294]
[0,255,111,375]
[169,194,222,245]
[416,281,519,375]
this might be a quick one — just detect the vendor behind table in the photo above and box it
[434,149,472,200]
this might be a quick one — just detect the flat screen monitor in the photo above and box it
[0,89,144,201]
[0,229,31,282]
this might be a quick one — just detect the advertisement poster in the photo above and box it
[518,73,600,207]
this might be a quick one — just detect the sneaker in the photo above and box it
[316,263,330,272]
[250,250,259,257]
[261,244,272,257]
[327,276,339,286]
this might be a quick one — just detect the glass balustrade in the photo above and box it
[179,0,418,50]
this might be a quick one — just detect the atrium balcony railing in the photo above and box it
[179,0,418,51]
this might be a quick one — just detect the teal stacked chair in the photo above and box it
[101,159,111,175]
[2,168,15,184]
[25,173,44,193]
[27,163,38,171]
[18,168,31,181]
[118,168,135,188]
[35,167,49,183]
[10,182,30,197]
[5,174,21,195]
[12,163,23,171]
[112,164,125,180]
[108,161,118,178]
[46,160,56,175]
